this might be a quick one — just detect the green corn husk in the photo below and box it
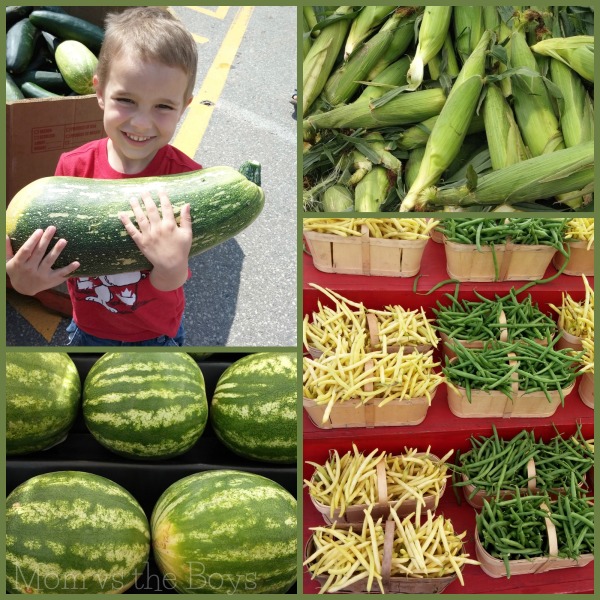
[323,9,411,106]
[304,87,446,131]
[483,82,530,170]
[400,30,491,211]
[397,113,485,151]
[550,58,594,148]
[407,6,453,90]
[530,35,594,83]
[509,28,565,157]
[303,12,313,59]
[303,6,353,115]
[354,165,392,212]
[364,132,402,173]
[322,184,354,212]
[358,56,411,102]
[419,141,594,209]
[428,33,460,81]
[405,146,426,189]
[304,6,318,35]
[453,6,485,64]
[344,6,393,58]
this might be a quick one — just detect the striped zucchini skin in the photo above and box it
[6,471,151,594]
[210,352,297,464]
[6,165,265,276]
[7,352,81,455]
[83,352,208,460]
[151,470,297,594]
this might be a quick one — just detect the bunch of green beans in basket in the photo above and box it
[439,218,569,252]
[433,289,556,343]
[453,427,537,501]
[443,337,582,404]
[477,489,594,577]
[453,425,593,500]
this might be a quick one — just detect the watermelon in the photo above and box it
[210,352,297,464]
[6,352,81,455]
[83,352,208,460]
[151,470,297,594]
[6,471,150,594]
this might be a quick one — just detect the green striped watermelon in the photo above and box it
[151,470,297,594]
[6,352,81,455]
[210,352,297,464]
[6,471,150,594]
[83,352,208,460]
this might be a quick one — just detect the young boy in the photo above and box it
[6,7,201,346]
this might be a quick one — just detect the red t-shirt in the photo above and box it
[55,138,202,342]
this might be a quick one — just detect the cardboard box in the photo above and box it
[6,7,134,202]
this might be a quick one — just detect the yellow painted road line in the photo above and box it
[186,6,230,19]
[7,290,63,343]
[173,5,254,158]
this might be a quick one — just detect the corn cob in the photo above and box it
[303,6,318,35]
[530,35,594,83]
[419,141,594,209]
[551,59,594,149]
[509,28,565,157]
[400,30,491,211]
[550,57,594,208]
[407,6,453,90]
[365,9,420,80]
[357,56,410,102]
[405,147,426,189]
[397,113,485,152]
[302,6,353,115]
[364,132,401,173]
[483,82,530,170]
[322,185,354,212]
[354,166,392,212]
[344,6,393,58]
[428,33,460,81]
[303,11,313,59]
[323,10,411,106]
[453,6,485,64]
[304,87,446,131]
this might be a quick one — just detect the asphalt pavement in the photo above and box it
[6,6,298,348]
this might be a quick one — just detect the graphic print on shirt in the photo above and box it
[73,272,153,313]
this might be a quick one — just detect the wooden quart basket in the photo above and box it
[305,520,460,594]
[578,371,594,409]
[444,238,556,282]
[475,517,594,578]
[309,453,446,525]
[304,224,428,277]
[552,241,594,276]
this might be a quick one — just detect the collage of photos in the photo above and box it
[3,3,596,597]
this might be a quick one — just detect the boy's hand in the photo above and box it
[6,227,80,296]
[119,191,192,291]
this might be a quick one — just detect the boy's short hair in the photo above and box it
[96,7,198,100]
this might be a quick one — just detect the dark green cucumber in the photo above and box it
[6,18,39,74]
[20,81,60,98]
[28,10,104,53]
[7,163,265,276]
[6,74,24,101]
[14,70,70,94]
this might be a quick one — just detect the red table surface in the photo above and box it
[301,235,594,594]
[302,238,590,316]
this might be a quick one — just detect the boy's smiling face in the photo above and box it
[95,54,192,174]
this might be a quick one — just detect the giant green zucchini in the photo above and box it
[7,162,264,276]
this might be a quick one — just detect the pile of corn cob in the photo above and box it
[303,6,594,212]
